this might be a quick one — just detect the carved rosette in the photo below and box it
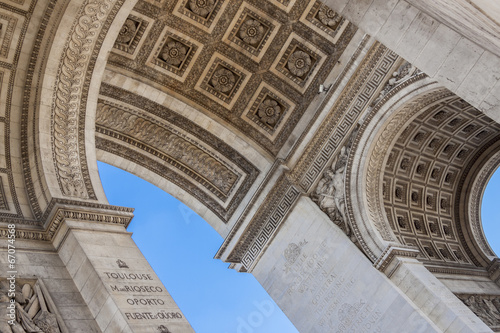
[160,40,188,67]
[257,98,281,127]
[287,50,312,77]
[238,19,265,46]
[115,19,137,44]
[188,0,215,18]
[210,67,236,94]
[317,5,342,29]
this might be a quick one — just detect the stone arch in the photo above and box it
[349,74,500,268]
[457,140,500,265]
[348,75,450,260]
[24,0,136,215]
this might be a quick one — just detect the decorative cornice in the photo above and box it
[0,201,134,241]
[426,265,490,278]
[373,244,420,277]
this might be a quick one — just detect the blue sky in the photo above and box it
[97,161,299,333]
[481,167,500,256]
[98,161,500,332]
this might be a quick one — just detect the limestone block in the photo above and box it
[252,197,440,332]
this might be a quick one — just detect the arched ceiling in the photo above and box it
[103,0,357,156]
[383,96,500,267]
[1,0,499,268]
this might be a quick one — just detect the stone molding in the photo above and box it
[0,201,133,241]
[489,258,500,286]
[215,159,285,261]
[96,84,260,222]
[373,244,420,278]
[225,173,301,271]
[51,0,124,199]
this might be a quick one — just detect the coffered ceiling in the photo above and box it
[105,0,357,155]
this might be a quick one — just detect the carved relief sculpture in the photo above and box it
[459,294,500,328]
[0,280,63,333]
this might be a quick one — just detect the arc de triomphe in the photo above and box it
[1,0,500,331]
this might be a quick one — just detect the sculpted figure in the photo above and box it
[312,147,351,236]
[0,280,62,333]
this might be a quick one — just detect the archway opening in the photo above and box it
[481,166,500,256]
[97,161,299,333]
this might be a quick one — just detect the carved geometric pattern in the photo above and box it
[241,184,300,270]
[244,84,294,137]
[113,15,149,55]
[226,175,301,270]
[296,45,399,192]
[383,96,500,265]
[150,30,199,79]
[224,4,277,61]
[0,12,17,59]
[107,0,356,157]
[273,37,321,90]
[196,54,250,108]
[304,1,348,40]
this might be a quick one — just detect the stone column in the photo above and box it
[55,218,194,333]
[250,196,491,332]
[375,246,492,332]
[251,196,438,332]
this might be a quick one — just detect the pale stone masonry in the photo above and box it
[0,0,500,332]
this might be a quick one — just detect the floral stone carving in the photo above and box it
[115,19,137,45]
[210,67,236,94]
[160,39,189,68]
[317,5,342,30]
[238,19,265,46]
[257,98,282,127]
[188,0,215,18]
[287,50,312,78]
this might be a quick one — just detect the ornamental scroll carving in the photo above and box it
[52,0,116,198]
[0,280,65,333]
[311,128,357,239]
[96,102,239,196]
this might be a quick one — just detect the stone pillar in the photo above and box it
[251,196,443,332]
[375,247,492,332]
[55,218,194,333]
[489,258,500,288]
